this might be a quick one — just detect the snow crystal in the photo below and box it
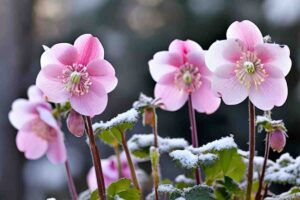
[276,153,294,167]
[256,115,271,124]
[128,134,188,154]
[93,108,139,132]
[157,184,177,193]
[133,93,154,109]
[198,153,218,165]
[190,136,237,154]
[175,175,195,184]
[169,150,199,169]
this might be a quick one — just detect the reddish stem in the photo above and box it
[64,160,78,200]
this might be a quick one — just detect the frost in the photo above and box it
[128,134,188,155]
[198,153,218,165]
[175,197,186,200]
[189,136,237,154]
[175,175,195,184]
[169,150,199,169]
[133,93,154,109]
[256,115,271,124]
[157,184,177,193]
[93,108,139,132]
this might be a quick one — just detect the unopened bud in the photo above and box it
[269,129,287,153]
[143,107,155,127]
[67,109,85,137]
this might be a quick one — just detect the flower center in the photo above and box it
[62,64,92,96]
[174,64,201,93]
[235,51,268,89]
[31,119,57,141]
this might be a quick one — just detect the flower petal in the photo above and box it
[37,106,58,129]
[152,51,184,67]
[157,71,176,85]
[249,78,288,110]
[47,130,67,164]
[87,59,118,93]
[9,99,38,129]
[27,85,45,102]
[255,43,291,77]
[212,76,248,105]
[40,49,61,68]
[51,43,78,66]
[154,84,188,111]
[70,81,108,116]
[169,39,203,55]
[16,130,48,160]
[186,50,212,76]
[36,64,70,103]
[206,39,242,73]
[191,78,221,114]
[226,20,263,50]
[74,34,104,65]
[149,60,178,82]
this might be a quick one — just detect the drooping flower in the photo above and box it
[206,20,292,110]
[87,153,140,190]
[148,39,221,113]
[269,129,287,153]
[8,85,67,164]
[66,109,85,137]
[36,34,118,116]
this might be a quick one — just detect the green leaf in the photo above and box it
[223,176,241,194]
[184,185,216,200]
[107,178,131,196]
[202,148,246,184]
[118,188,140,200]
[90,189,99,200]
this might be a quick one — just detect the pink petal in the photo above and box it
[27,85,45,102]
[36,106,58,129]
[87,167,97,191]
[87,59,118,93]
[40,49,61,68]
[169,39,203,55]
[50,43,78,66]
[47,130,67,164]
[16,130,48,160]
[249,78,288,111]
[157,71,176,85]
[191,78,221,114]
[74,34,104,66]
[153,51,184,67]
[206,39,242,73]
[212,76,249,105]
[36,64,70,103]
[214,64,236,79]
[186,51,212,76]
[226,20,263,50]
[154,84,188,111]
[9,99,38,129]
[149,60,178,82]
[255,43,291,77]
[70,81,108,116]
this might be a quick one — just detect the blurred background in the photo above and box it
[1,0,300,199]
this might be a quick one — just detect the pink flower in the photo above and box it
[8,85,67,164]
[36,34,118,116]
[67,109,85,137]
[149,39,221,113]
[206,20,292,110]
[87,153,134,190]
[269,129,287,153]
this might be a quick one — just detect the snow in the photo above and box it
[132,93,154,109]
[175,197,186,200]
[198,153,218,165]
[256,115,271,124]
[169,150,199,169]
[128,134,188,155]
[189,136,237,154]
[157,184,177,193]
[92,108,139,132]
[175,175,195,184]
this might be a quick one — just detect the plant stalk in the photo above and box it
[83,116,106,200]
[246,100,256,200]
[187,94,202,185]
[255,132,271,200]
[114,144,123,178]
[151,108,160,200]
[120,129,141,192]
[64,160,78,200]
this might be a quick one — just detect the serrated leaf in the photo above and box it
[118,188,141,200]
[107,178,131,196]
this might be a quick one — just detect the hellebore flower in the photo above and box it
[87,153,138,190]
[269,129,287,153]
[66,109,85,137]
[149,39,220,113]
[8,85,67,164]
[206,20,292,110]
[36,34,118,116]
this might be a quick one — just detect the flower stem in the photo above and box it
[113,144,122,178]
[64,160,78,200]
[246,100,256,200]
[120,129,141,192]
[255,132,271,200]
[151,109,160,200]
[83,116,106,200]
[187,94,202,185]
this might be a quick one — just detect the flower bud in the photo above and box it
[269,129,287,153]
[67,109,84,137]
[143,107,155,127]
